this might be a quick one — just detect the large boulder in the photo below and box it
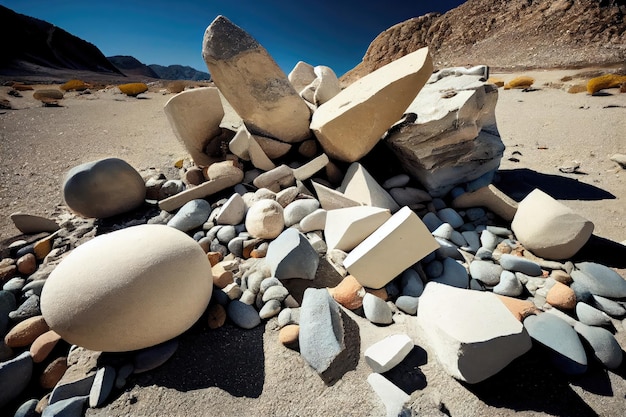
[40,225,213,352]
[417,282,532,383]
[385,71,504,197]
[310,47,433,162]
[63,158,146,218]
[511,189,594,260]
[163,87,225,167]
[202,15,311,143]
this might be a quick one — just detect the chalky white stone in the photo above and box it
[63,158,146,219]
[324,206,391,252]
[418,282,532,383]
[40,225,213,352]
[245,199,285,239]
[365,334,413,373]
[339,163,400,213]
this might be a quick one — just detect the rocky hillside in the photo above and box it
[0,5,123,78]
[107,55,161,79]
[342,0,626,83]
[149,64,211,81]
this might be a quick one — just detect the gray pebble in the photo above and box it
[400,268,424,297]
[499,254,542,276]
[395,296,419,315]
[423,260,444,279]
[382,174,410,189]
[432,257,469,288]
[480,230,499,251]
[437,208,464,228]
[474,247,493,260]
[9,294,40,322]
[422,212,443,232]
[89,365,116,408]
[0,351,32,409]
[167,199,211,232]
[227,300,261,329]
[277,307,300,327]
[216,225,237,244]
[42,395,88,417]
[576,302,612,327]
[465,207,486,222]
[469,260,503,286]
[262,285,289,303]
[461,230,481,253]
[493,270,523,297]
[432,223,454,240]
[574,322,623,369]
[259,299,282,319]
[591,295,626,318]
[486,225,511,237]
[3,277,25,293]
[13,398,38,417]
[260,277,282,294]
[115,363,134,389]
[133,339,179,374]
[362,293,393,325]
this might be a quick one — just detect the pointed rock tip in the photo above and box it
[204,15,259,60]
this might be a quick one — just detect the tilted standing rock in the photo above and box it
[202,15,311,143]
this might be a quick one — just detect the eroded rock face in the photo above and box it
[40,225,213,352]
[202,15,311,143]
[385,71,504,197]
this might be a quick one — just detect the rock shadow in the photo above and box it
[131,322,265,398]
[319,308,360,386]
[570,234,626,269]
[282,257,344,304]
[493,168,615,202]
[463,348,600,417]
[382,345,428,394]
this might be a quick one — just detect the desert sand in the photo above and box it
[1,68,625,417]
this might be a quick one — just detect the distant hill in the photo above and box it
[0,5,124,78]
[149,64,211,81]
[107,55,160,79]
[342,0,626,84]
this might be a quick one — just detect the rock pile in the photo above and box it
[1,14,625,417]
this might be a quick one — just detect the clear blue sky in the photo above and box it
[2,0,464,76]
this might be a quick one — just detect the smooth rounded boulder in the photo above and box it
[40,225,213,352]
[63,158,146,218]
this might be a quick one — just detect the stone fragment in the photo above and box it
[344,207,439,289]
[418,282,532,383]
[227,300,261,329]
[496,295,539,321]
[292,153,330,181]
[49,372,95,404]
[339,163,399,212]
[362,293,393,325]
[63,158,146,218]
[511,189,594,260]
[524,313,587,374]
[159,173,243,212]
[328,275,365,310]
[283,199,320,227]
[288,61,316,94]
[30,330,61,363]
[367,373,410,417]
[572,262,626,298]
[324,206,391,252]
[167,199,212,232]
[299,208,327,233]
[202,16,311,143]
[574,322,623,369]
[546,281,577,310]
[385,72,504,197]
[4,315,49,348]
[365,334,413,373]
[311,182,361,210]
[256,136,292,159]
[229,125,275,171]
[266,228,319,280]
[310,47,432,162]
[0,351,33,408]
[216,193,246,225]
[245,199,284,239]
[299,288,345,376]
[279,324,299,349]
[40,225,212,352]
[89,365,116,408]
[575,302,611,327]
[253,165,295,192]
[10,212,60,234]
[311,65,341,105]
[164,87,224,166]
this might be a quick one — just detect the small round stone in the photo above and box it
[16,253,37,275]
[259,299,282,319]
[546,281,577,310]
[279,324,300,349]
[328,275,365,310]
[362,293,393,325]
[245,199,284,239]
[207,304,227,329]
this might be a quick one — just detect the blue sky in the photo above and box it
[2,0,464,76]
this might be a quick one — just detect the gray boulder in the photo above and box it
[0,351,32,408]
[266,228,319,280]
[573,262,626,298]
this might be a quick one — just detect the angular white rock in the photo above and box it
[339,163,400,213]
[367,373,410,417]
[364,334,413,373]
[344,207,439,289]
[324,206,391,252]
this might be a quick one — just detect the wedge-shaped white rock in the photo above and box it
[164,87,224,167]
[365,334,413,373]
[229,125,275,171]
[511,189,594,260]
[312,182,361,211]
[344,207,438,289]
[202,16,311,143]
[367,373,410,417]
[325,206,391,252]
[312,65,341,105]
[339,163,400,213]
[288,61,316,94]
[310,47,433,162]
[418,282,532,384]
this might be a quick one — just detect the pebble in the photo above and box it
[277,307,300,327]
[550,269,573,285]
[395,296,419,315]
[4,315,49,348]
[480,230,499,251]
[575,302,611,327]
[245,199,285,239]
[216,225,237,243]
[499,254,542,276]
[260,277,282,294]
[437,208,464,229]
[493,270,523,297]
[365,333,413,373]
[89,365,116,408]
[17,253,37,275]
[546,281,577,310]
[40,356,68,389]
[469,260,503,286]
[382,174,410,189]
[432,223,454,240]
[13,398,39,417]
[283,199,320,227]
[42,395,88,417]
[262,285,290,303]
[9,294,41,321]
[389,187,432,206]
[276,187,300,208]
[423,259,443,279]
[3,277,25,292]
[571,262,626,298]
[299,208,327,233]
[432,257,468,288]
[591,295,626,318]
[422,212,443,232]
[465,207,486,222]
[167,199,212,232]
[115,363,134,389]
[400,268,424,297]
[266,228,319,280]
[461,230,480,253]
[0,351,33,408]
[362,293,393,325]
[259,299,282,319]
[227,236,246,258]
[133,339,179,373]
[227,300,261,329]
[215,193,246,225]
[328,275,365,310]
[574,322,623,369]
[49,372,96,405]
[30,330,62,363]
[279,324,300,349]
[207,303,227,329]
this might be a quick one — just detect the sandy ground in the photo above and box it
[0,68,625,417]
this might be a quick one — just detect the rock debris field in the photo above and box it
[2,15,626,417]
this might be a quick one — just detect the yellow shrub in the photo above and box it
[33,89,64,101]
[61,79,89,91]
[567,84,587,94]
[167,80,188,94]
[487,77,504,87]
[504,76,534,90]
[118,82,149,97]
[587,74,626,94]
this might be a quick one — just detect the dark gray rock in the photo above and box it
[227,300,261,329]
[89,365,116,408]
[133,339,179,373]
[432,257,469,288]
[8,294,40,322]
[572,262,626,298]
[574,322,623,369]
[266,228,319,280]
[13,398,38,417]
[167,199,211,232]
[42,395,88,417]
[469,260,503,286]
[400,268,424,297]
[498,254,542,276]
[0,351,32,408]
[49,372,96,405]
[0,290,16,337]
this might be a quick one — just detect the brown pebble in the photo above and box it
[328,275,365,310]
[212,262,233,289]
[250,242,268,258]
[30,330,62,363]
[33,237,52,260]
[279,325,300,349]
[207,304,227,329]
[496,295,539,321]
[546,281,576,310]
[17,253,37,275]
[365,287,388,301]
[207,251,223,266]
[550,270,573,285]
[40,356,68,389]
[4,315,49,348]
[297,140,318,158]
[0,258,17,281]
[183,167,205,186]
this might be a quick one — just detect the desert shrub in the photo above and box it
[567,84,587,94]
[33,89,64,101]
[587,74,626,94]
[503,76,534,90]
[560,75,573,82]
[61,79,89,91]
[12,82,33,91]
[487,77,504,87]
[167,80,188,94]
[118,82,149,97]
